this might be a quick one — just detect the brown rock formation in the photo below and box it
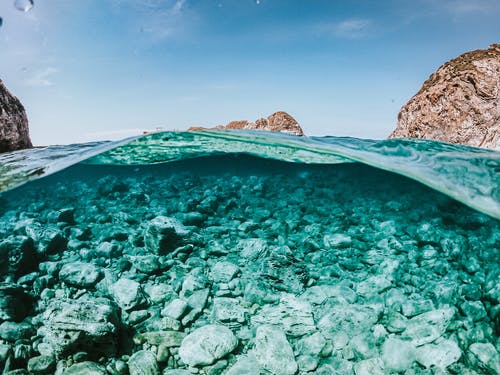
[0,80,32,153]
[390,44,499,150]
[188,111,304,136]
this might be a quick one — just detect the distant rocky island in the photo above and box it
[188,111,305,136]
[390,44,499,150]
[0,80,32,153]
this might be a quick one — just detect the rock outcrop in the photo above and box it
[188,111,304,136]
[390,44,499,150]
[0,80,32,153]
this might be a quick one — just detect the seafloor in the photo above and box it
[0,155,498,374]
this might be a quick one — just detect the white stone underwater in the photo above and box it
[0,131,498,374]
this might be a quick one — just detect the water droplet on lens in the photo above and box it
[14,0,34,12]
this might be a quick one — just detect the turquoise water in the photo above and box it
[0,131,499,374]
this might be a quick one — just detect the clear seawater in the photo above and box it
[0,131,498,374]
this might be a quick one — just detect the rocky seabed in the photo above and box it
[0,165,499,375]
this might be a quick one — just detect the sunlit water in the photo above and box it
[0,131,498,374]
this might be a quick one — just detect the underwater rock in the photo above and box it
[0,80,32,153]
[317,302,379,340]
[253,245,308,295]
[144,216,189,255]
[466,342,500,374]
[61,361,107,374]
[188,111,305,136]
[401,308,455,346]
[138,330,186,349]
[390,44,500,149]
[253,324,297,375]
[58,262,101,288]
[353,358,385,375]
[212,297,246,324]
[111,278,145,311]
[38,298,120,357]
[295,332,327,358]
[381,337,416,371]
[127,350,160,375]
[161,299,189,321]
[225,353,261,375]
[24,221,67,256]
[251,293,315,337]
[27,355,56,374]
[0,236,36,277]
[144,282,175,305]
[0,321,34,341]
[179,324,238,366]
[295,332,327,372]
[0,283,32,322]
[414,339,461,369]
[237,238,268,261]
[209,261,239,283]
[130,255,161,274]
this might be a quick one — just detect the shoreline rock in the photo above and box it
[0,80,32,153]
[188,111,305,136]
[390,44,500,150]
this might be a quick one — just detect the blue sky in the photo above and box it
[0,0,499,145]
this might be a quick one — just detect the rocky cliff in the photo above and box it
[390,44,499,150]
[0,80,32,153]
[188,111,304,136]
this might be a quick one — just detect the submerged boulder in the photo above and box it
[128,350,160,375]
[144,216,190,255]
[179,324,238,366]
[390,44,500,149]
[0,80,32,153]
[0,236,37,277]
[59,262,101,288]
[253,324,298,375]
[37,298,120,357]
[0,283,33,322]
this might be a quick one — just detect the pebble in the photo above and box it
[353,358,385,375]
[467,342,500,374]
[381,337,416,371]
[415,339,462,369]
[225,354,261,375]
[179,325,238,366]
[111,278,145,311]
[27,355,56,374]
[162,299,189,320]
[0,321,34,341]
[401,308,455,346]
[58,262,101,288]
[253,325,297,375]
[128,350,160,375]
[62,361,107,374]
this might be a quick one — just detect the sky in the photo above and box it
[0,0,499,145]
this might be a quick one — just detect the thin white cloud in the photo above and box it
[316,18,372,39]
[24,67,58,87]
[335,19,370,36]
